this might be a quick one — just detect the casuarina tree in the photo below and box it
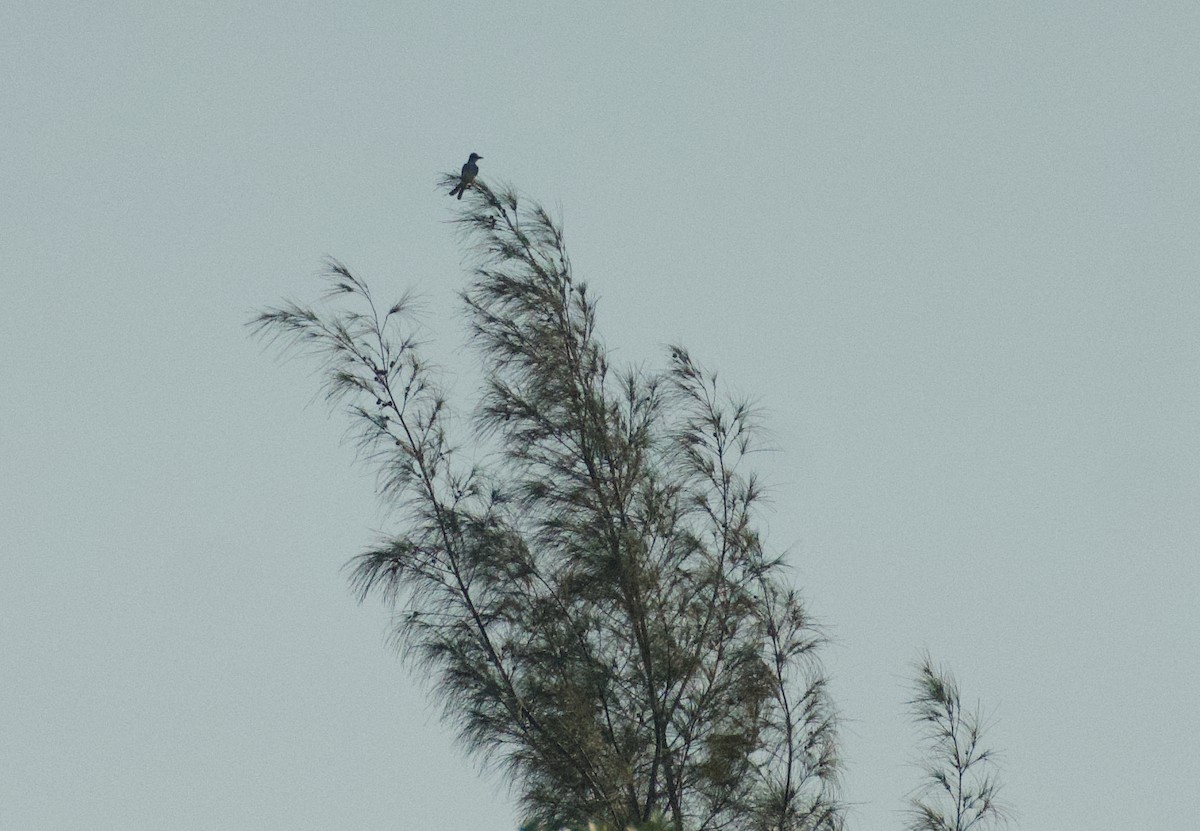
[252,173,1006,831]
[905,656,1008,831]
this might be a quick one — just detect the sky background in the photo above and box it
[3,3,1198,829]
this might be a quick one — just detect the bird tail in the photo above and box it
[456,187,465,200]
[449,184,461,197]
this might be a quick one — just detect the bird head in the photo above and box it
[468,153,482,161]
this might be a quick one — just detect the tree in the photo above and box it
[252,175,1004,831]
[906,656,1008,831]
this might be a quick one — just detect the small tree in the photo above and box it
[906,656,1008,831]
[253,174,1006,831]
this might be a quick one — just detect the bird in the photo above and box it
[449,152,482,199]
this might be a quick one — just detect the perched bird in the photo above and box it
[449,152,482,199]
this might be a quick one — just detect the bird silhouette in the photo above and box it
[449,152,482,199]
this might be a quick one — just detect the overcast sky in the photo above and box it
[3,3,1198,830]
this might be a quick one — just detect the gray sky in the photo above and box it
[3,3,1198,829]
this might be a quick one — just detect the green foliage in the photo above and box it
[253,174,1008,831]
[906,656,1009,831]
[520,814,674,831]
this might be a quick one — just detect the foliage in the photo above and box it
[520,815,675,831]
[905,656,1008,831]
[252,173,1007,831]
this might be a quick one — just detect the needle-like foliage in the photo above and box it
[252,173,1011,831]
[251,176,841,831]
[906,656,1009,831]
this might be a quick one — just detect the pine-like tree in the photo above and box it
[252,174,1005,831]
[905,657,1008,831]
